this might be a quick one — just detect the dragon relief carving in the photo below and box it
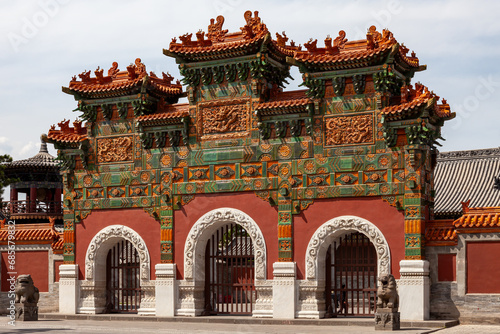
[199,102,249,139]
[325,114,373,146]
[97,136,133,163]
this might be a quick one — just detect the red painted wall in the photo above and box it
[294,197,405,279]
[1,251,49,292]
[54,260,63,282]
[467,242,500,293]
[76,209,160,280]
[438,254,456,282]
[174,193,278,280]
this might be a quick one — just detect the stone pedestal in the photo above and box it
[15,303,38,321]
[59,264,79,314]
[375,308,400,331]
[272,262,296,319]
[155,263,176,317]
[399,260,430,320]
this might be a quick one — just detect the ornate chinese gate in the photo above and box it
[106,240,142,313]
[325,232,377,317]
[204,223,256,315]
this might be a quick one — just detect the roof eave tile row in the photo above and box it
[255,98,312,115]
[47,131,87,145]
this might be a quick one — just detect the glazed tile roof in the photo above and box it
[136,104,189,125]
[254,90,312,114]
[166,11,296,62]
[434,147,500,217]
[291,26,421,72]
[46,119,87,147]
[6,140,58,170]
[425,220,458,246]
[52,233,64,252]
[0,223,58,244]
[63,58,182,99]
[453,207,500,230]
[381,82,454,121]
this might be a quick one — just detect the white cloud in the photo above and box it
[18,141,40,159]
[0,137,13,155]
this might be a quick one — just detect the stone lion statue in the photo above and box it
[376,274,398,309]
[15,275,39,304]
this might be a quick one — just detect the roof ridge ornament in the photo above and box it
[366,25,394,50]
[108,62,119,78]
[207,15,228,43]
[241,10,267,39]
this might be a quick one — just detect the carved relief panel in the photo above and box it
[96,136,133,163]
[197,98,251,141]
[324,113,374,146]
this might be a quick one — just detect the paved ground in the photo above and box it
[0,317,497,334]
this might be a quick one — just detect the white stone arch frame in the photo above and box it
[305,215,391,280]
[85,225,151,283]
[184,208,267,281]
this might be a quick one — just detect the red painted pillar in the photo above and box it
[55,188,62,214]
[9,188,18,214]
[30,186,37,213]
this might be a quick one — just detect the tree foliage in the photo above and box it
[0,154,15,199]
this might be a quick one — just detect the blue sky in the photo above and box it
[1,0,499,174]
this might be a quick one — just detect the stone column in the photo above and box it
[59,264,79,314]
[155,263,176,317]
[398,260,429,320]
[273,262,296,319]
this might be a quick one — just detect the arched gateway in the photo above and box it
[179,208,267,316]
[81,225,151,314]
[304,216,391,317]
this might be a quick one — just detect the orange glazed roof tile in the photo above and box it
[136,104,189,125]
[381,82,454,121]
[255,90,312,113]
[291,26,420,71]
[454,207,500,230]
[166,11,295,62]
[0,223,58,244]
[63,58,182,99]
[52,233,64,252]
[425,220,458,246]
[46,119,87,146]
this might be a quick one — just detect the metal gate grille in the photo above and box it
[205,223,256,315]
[325,232,377,317]
[106,240,142,313]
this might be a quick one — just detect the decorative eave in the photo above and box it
[453,207,500,233]
[52,232,64,253]
[425,219,458,246]
[381,82,454,122]
[63,58,183,100]
[0,222,58,245]
[254,90,312,116]
[165,11,293,63]
[136,104,190,126]
[290,26,421,74]
[45,119,88,148]
[5,140,59,172]
[437,147,500,161]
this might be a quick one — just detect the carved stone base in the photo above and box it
[15,303,38,321]
[375,308,400,331]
